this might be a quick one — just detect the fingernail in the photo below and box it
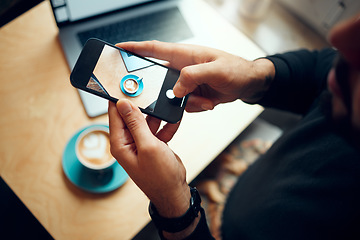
[174,83,187,97]
[118,100,132,116]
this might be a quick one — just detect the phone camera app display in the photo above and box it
[70,39,187,123]
[86,44,169,112]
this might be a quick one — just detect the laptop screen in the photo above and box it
[50,0,154,25]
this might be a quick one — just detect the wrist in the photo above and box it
[149,187,202,234]
[162,210,201,240]
[151,184,191,218]
[242,58,275,103]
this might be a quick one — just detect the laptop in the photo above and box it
[50,0,216,117]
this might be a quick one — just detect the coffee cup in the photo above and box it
[123,78,140,94]
[75,126,115,171]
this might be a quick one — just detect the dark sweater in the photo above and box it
[222,48,360,239]
[163,48,360,239]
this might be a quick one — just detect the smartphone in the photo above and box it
[70,38,187,123]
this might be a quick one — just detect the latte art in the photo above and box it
[76,128,114,169]
[123,78,139,94]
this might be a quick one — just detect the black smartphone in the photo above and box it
[70,38,187,123]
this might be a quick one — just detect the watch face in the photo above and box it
[190,187,201,214]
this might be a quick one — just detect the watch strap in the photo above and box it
[149,187,201,233]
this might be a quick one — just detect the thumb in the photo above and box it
[116,99,153,146]
[173,62,218,98]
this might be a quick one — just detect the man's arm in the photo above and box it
[108,100,215,240]
[258,48,337,114]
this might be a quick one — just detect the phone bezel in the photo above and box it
[70,38,187,123]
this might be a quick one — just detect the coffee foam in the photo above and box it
[77,129,114,169]
[123,78,139,93]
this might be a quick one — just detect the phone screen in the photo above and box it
[71,39,186,123]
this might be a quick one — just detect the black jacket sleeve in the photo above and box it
[158,208,215,240]
[258,48,337,115]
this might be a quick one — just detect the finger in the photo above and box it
[108,101,131,144]
[116,99,154,147]
[173,61,221,98]
[156,121,181,143]
[116,41,206,70]
[116,41,183,64]
[184,94,215,112]
[108,101,137,170]
[146,115,162,135]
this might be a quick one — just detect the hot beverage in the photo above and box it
[76,127,115,170]
[123,78,139,94]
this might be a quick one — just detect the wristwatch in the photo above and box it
[149,187,201,233]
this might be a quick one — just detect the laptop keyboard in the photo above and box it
[77,7,194,46]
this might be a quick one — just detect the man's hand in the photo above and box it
[108,100,190,218]
[116,41,275,112]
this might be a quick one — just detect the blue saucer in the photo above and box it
[62,124,128,193]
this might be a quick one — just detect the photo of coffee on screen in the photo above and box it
[76,127,115,170]
[86,44,168,112]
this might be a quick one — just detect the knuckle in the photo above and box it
[110,142,121,159]
[109,144,118,157]
[120,107,142,132]
[219,69,229,81]
[125,115,141,132]
[150,39,160,44]
[148,40,160,53]
[139,141,159,156]
[180,66,194,83]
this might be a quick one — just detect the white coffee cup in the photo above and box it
[123,78,140,94]
[75,126,116,171]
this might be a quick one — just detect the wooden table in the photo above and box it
[0,1,264,239]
